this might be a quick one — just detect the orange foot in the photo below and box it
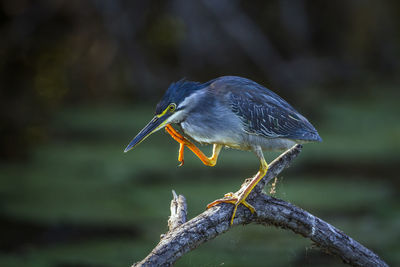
[165,124,222,167]
[207,159,269,225]
[207,193,256,225]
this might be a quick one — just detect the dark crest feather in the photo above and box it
[155,79,203,114]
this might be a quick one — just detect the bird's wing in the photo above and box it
[210,76,319,141]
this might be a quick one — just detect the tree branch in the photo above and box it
[132,145,388,267]
[167,190,187,231]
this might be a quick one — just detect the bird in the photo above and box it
[124,76,322,225]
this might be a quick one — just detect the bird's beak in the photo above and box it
[124,114,171,152]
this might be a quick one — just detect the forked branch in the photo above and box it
[132,145,388,267]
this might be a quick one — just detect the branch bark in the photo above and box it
[132,144,388,267]
[167,190,187,231]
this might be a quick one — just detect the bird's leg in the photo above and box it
[207,147,269,225]
[178,143,185,167]
[165,124,222,167]
[165,124,187,165]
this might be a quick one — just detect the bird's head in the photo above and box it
[124,79,205,152]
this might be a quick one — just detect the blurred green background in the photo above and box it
[0,1,399,266]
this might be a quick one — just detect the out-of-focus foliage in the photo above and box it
[0,1,399,266]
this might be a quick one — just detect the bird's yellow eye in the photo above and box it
[168,103,176,112]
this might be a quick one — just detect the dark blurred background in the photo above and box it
[0,0,399,266]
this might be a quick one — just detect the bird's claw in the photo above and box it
[178,143,185,167]
[207,193,256,225]
[166,125,189,166]
[224,192,234,198]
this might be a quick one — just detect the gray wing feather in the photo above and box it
[230,93,319,140]
[207,76,321,141]
[228,90,320,141]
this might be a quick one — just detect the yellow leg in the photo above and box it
[165,124,222,166]
[207,147,269,225]
[166,124,269,225]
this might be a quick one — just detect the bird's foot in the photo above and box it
[165,124,221,167]
[178,143,184,167]
[165,124,191,166]
[207,192,256,225]
[165,124,191,146]
[242,177,254,186]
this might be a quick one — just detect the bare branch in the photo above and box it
[167,190,187,231]
[132,145,388,267]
